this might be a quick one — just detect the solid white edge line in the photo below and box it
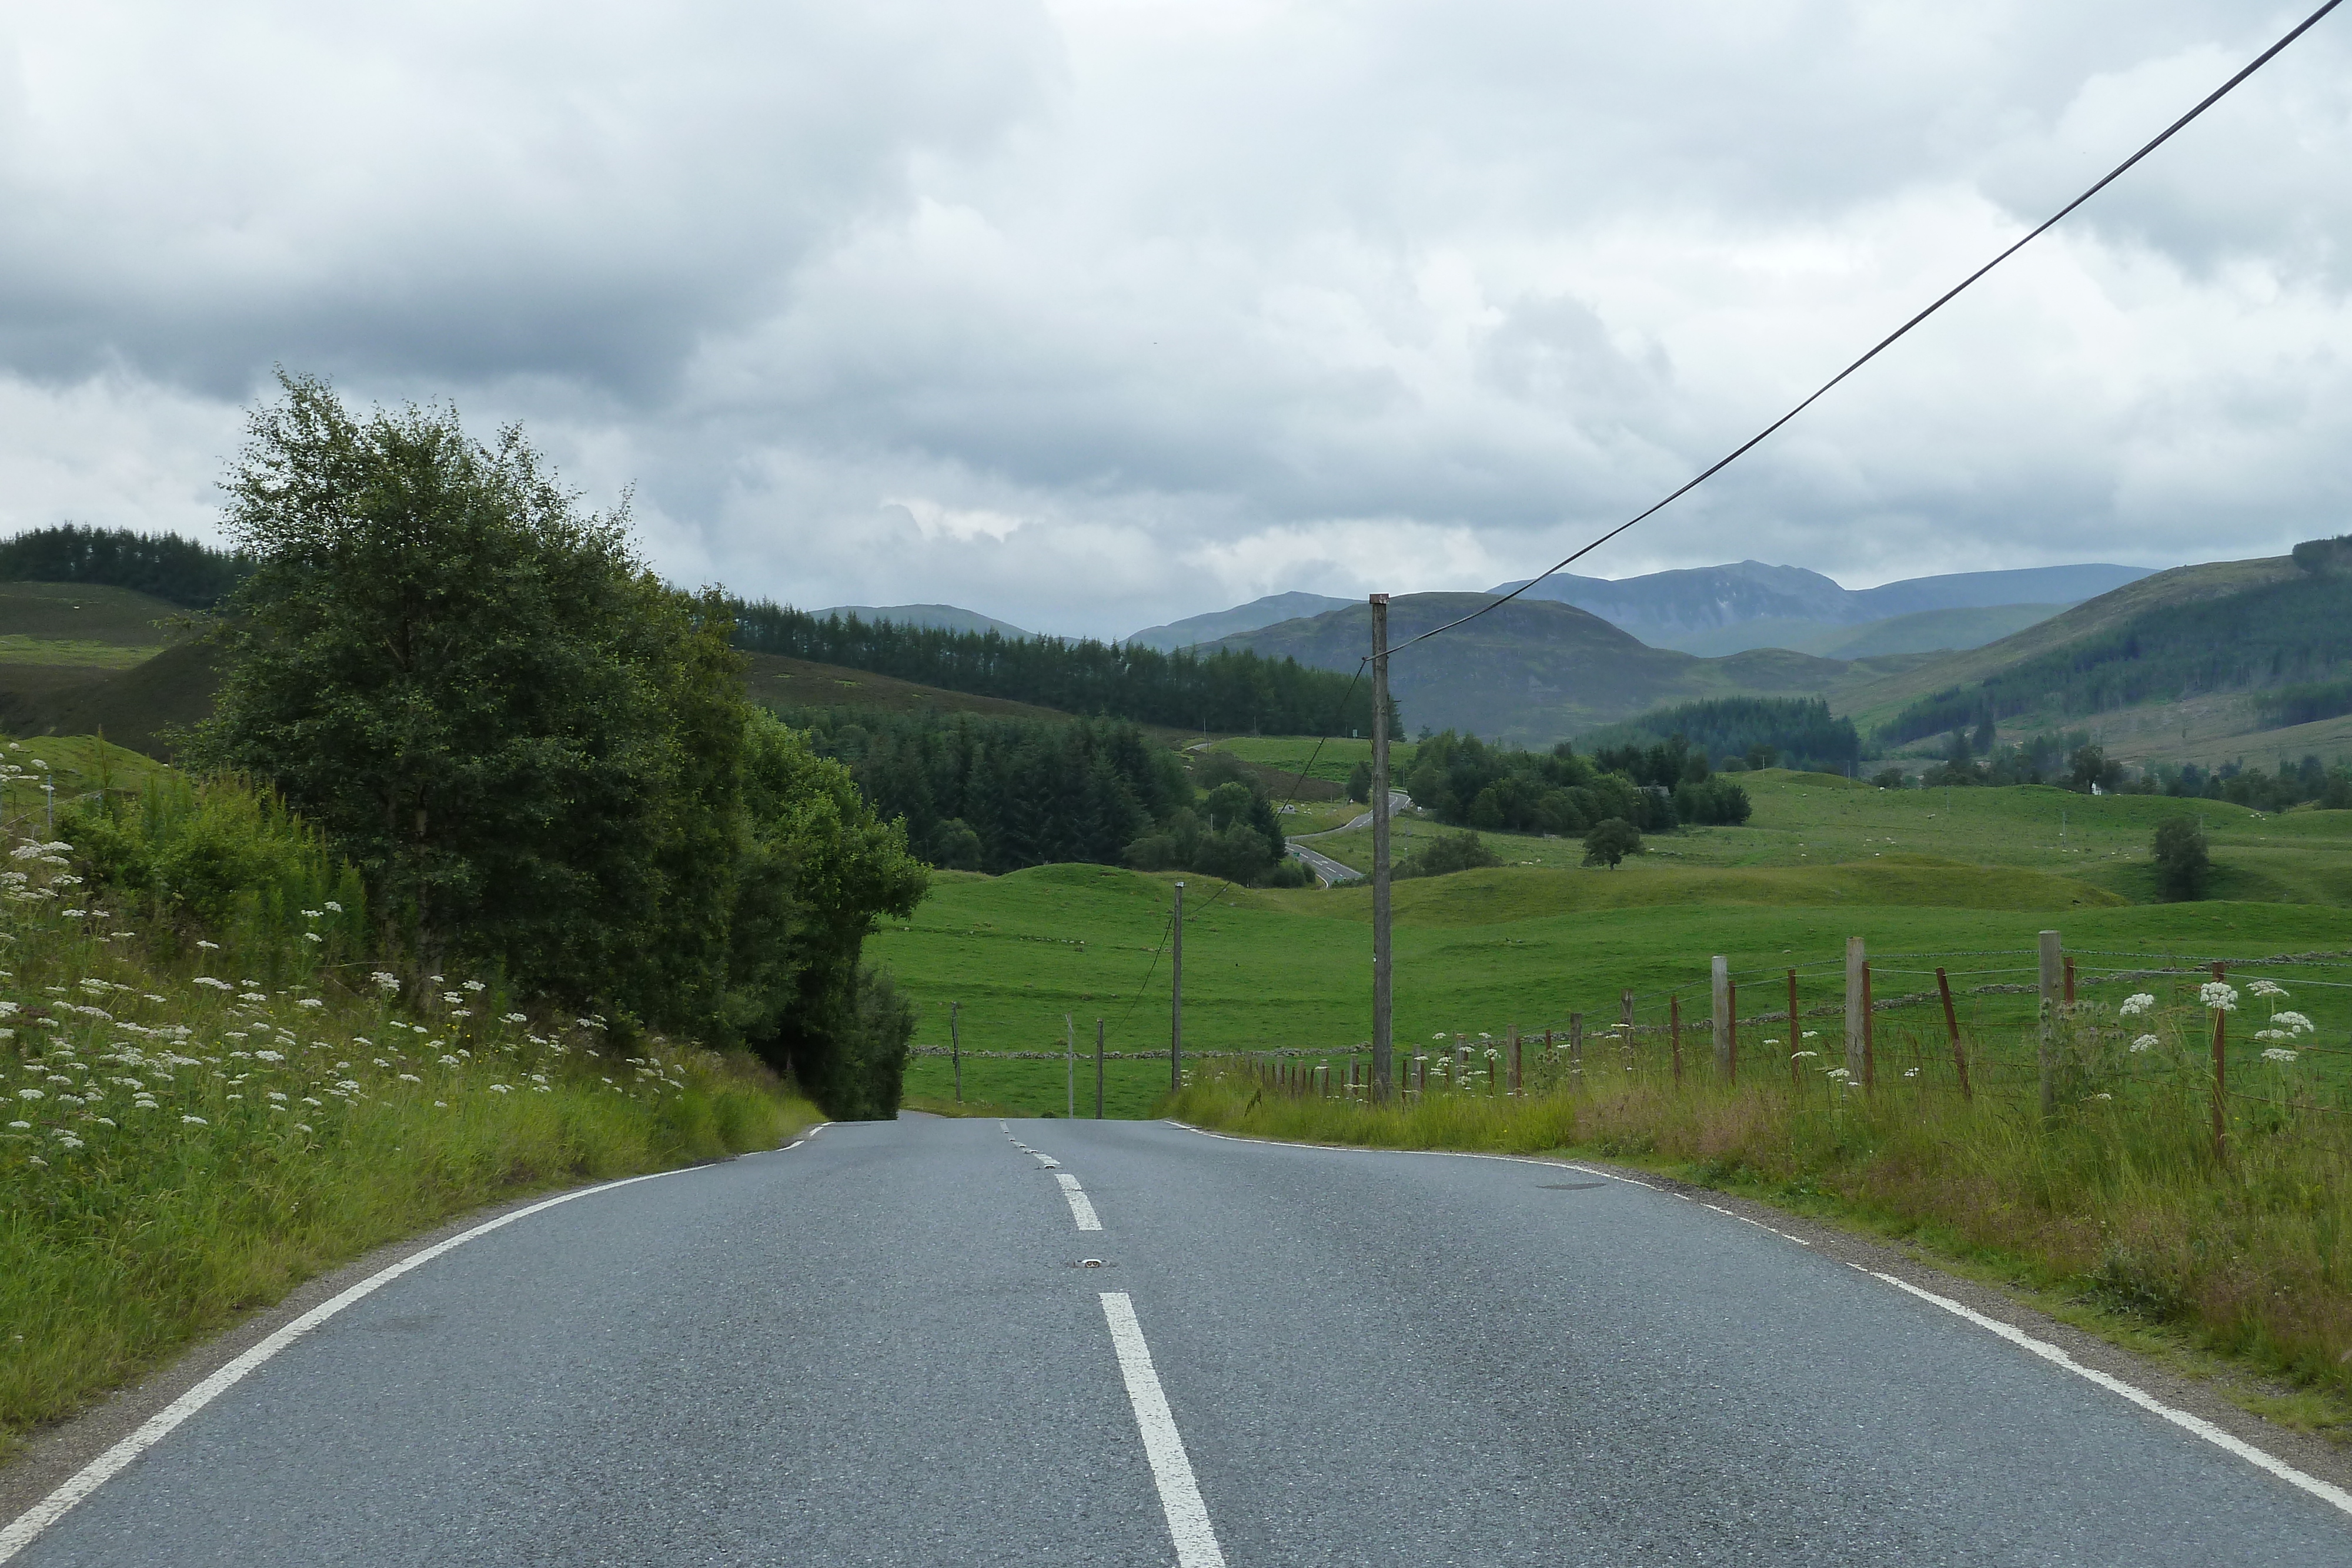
[1098,1292,1226,1568]
[1055,1172,1103,1231]
[1870,1272,2352,1519]
[0,1165,698,1563]
[1165,1119,2346,1512]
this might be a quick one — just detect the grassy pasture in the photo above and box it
[0,581,183,654]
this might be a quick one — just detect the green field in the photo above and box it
[876,771,2352,1115]
[1207,734,1419,786]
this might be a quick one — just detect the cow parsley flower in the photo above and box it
[2270,1010,2314,1034]
[2261,1046,2299,1064]
[2199,982,2238,1012]
[181,1115,206,1125]
[2131,1034,2160,1052]
[2117,993,2156,1018]
[2248,978,2288,998]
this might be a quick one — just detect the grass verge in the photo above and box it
[1,798,817,1466]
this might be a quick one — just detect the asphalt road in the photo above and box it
[12,1116,2351,1566]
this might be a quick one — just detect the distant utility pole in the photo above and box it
[1170,881,1184,1092]
[1371,593,1394,1102]
[950,1001,963,1104]
[1065,1014,1075,1119]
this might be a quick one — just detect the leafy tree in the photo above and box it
[186,373,928,1116]
[1745,743,1778,771]
[1872,766,1908,790]
[1582,817,1642,868]
[1347,760,1372,804]
[2153,815,2210,901]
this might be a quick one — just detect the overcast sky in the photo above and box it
[4,1,2348,637]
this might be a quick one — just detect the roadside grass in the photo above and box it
[0,768,816,1465]
[1168,1053,2352,1436]
[1207,735,1419,787]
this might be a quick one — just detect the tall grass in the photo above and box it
[1171,1022,2352,1412]
[1,761,817,1462]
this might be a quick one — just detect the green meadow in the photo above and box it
[881,771,2352,1116]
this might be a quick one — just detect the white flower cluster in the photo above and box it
[2199,982,2239,1012]
[2117,993,2157,1018]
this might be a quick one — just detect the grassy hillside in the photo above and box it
[0,580,183,652]
[741,651,1077,722]
[1835,555,2303,734]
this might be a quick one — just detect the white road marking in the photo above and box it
[1099,1292,1226,1568]
[1056,1172,1102,1230]
[1033,1152,1060,1168]
[1167,1118,2348,1512]
[0,1167,696,1564]
[1871,1272,2352,1520]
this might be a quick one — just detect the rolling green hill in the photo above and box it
[1215,593,1906,744]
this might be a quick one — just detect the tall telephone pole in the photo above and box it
[1370,594,1393,1102]
[1170,880,1185,1092]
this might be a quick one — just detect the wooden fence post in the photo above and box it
[1936,968,1969,1101]
[1787,968,1800,1089]
[1860,964,1873,1092]
[2063,955,2076,1007]
[1568,1013,1583,1077]
[1509,1027,1521,1092]
[2211,959,2229,1162]
[1726,978,1738,1084]
[950,1000,964,1104]
[1669,997,1682,1085]
[1710,955,1730,1077]
[2038,930,2063,1119]
[1843,938,1866,1083]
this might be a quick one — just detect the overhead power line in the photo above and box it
[1387,0,2345,660]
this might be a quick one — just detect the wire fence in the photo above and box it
[1207,935,2352,1145]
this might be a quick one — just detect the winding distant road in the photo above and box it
[8,1116,2350,1566]
[1285,790,1411,885]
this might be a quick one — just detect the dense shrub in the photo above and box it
[2153,816,2211,901]
[1394,830,1501,881]
[1582,818,1642,868]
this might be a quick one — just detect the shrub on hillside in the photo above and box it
[2153,816,2211,901]
[1393,830,1500,881]
[1582,817,1642,869]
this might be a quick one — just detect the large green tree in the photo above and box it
[186,374,927,1114]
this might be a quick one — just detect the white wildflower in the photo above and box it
[502,1012,527,1024]
[295,998,323,1009]
[302,932,323,944]
[181,1115,206,1125]
[16,1087,42,1101]
[2199,982,2238,1012]
[2131,1034,2160,1052]
[5,1120,26,1130]
[196,940,220,950]
[2270,1011,2315,1035]
[2117,993,2156,1018]
[325,900,342,912]
[461,979,485,993]
[487,1083,512,1094]
[2261,1047,2299,1064]
[2248,978,2288,998]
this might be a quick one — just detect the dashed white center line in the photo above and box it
[1055,1172,1102,1231]
[1100,1292,1226,1568]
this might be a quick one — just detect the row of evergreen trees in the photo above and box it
[0,523,252,606]
[782,707,1305,887]
[731,598,1385,735]
[1404,730,1751,838]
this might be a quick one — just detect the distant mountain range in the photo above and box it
[1126,561,2153,658]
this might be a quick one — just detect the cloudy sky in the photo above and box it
[3,1,2348,637]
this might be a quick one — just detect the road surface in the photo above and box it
[1285,790,1412,885]
[8,1116,2349,1566]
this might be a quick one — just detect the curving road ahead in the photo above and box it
[8,1116,2351,1566]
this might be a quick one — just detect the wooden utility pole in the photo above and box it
[2037,929,2062,1118]
[1065,1014,1075,1120]
[1844,938,1867,1082]
[950,1000,963,1104]
[1370,593,1394,1102]
[1095,1018,1105,1119]
[1171,881,1185,1092]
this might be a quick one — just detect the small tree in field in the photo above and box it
[1582,817,1642,869]
[2153,815,2210,901]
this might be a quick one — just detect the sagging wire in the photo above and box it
[1382,0,2345,663]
